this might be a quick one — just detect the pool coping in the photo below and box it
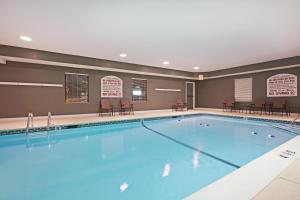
[185,135,300,200]
[1,111,299,135]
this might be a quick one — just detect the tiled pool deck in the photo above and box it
[1,108,299,200]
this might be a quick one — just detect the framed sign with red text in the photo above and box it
[101,76,123,98]
[267,74,297,97]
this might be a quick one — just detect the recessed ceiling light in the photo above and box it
[193,67,199,70]
[20,35,32,42]
[163,61,170,65]
[120,53,127,58]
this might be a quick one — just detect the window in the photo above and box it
[65,73,89,103]
[234,78,252,102]
[132,78,147,101]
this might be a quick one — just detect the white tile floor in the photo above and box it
[1,108,300,200]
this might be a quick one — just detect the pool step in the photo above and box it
[272,124,300,135]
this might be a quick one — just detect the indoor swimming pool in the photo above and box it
[0,115,296,200]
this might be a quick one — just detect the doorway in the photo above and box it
[185,82,195,109]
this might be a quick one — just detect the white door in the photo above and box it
[186,82,195,109]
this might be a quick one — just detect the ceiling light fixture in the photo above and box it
[20,35,32,42]
[120,53,127,58]
[193,67,199,70]
[163,61,170,65]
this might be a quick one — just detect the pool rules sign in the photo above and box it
[267,74,297,97]
[101,76,123,98]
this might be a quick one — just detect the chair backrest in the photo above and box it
[271,99,286,108]
[120,98,131,108]
[176,98,184,105]
[253,99,266,107]
[224,97,235,105]
[100,99,111,109]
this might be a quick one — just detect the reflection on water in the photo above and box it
[101,135,124,160]
[119,182,129,192]
[193,152,200,168]
[162,163,171,177]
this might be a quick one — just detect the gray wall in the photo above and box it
[0,45,194,118]
[197,66,300,109]
[1,45,299,117]
[0,61,189,118]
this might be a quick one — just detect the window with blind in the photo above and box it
[234,78,252,102]
[132,78,147,101]
[65,73,89,103]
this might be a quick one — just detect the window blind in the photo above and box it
[65,73,89,103]
[234,78,252,102]
[132,79,147,101]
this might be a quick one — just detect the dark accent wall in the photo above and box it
[0,45,195,78]
[203,56,300,77]
[0,61,190,118]
[197,57,300,109]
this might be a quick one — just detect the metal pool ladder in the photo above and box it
[46,112,53,133]
[292,117,300,125]
[25,112,56,148]
[26,112,53,136]
[26,112,34,134]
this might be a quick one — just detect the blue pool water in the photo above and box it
[0,115,295,200]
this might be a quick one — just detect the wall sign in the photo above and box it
[267,74,297,97]
[101,76,123,98]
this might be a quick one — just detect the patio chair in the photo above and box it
[250,99,266,114]
[269,99,287,116]
[223,98,237,112]
[172,98,188,111]
[120,98,134,115]
[99,99,114,116]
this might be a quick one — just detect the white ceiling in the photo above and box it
[0,0,300,72]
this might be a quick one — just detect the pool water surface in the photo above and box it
[0,115,295,200]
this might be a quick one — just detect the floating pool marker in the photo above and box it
[268,134,275,138]
[120,182,128,192]
[251,131,258,135]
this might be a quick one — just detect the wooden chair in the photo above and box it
[120,98,134,115]
[250,99,266,114]
[99,99,114,116]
